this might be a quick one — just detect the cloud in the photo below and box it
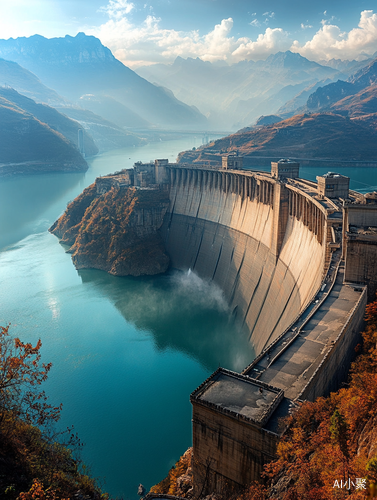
[90,7,377,68]
[92,15,241,67]
[232,27,291,60]
[301,23,313,30]
[292,10,377,61]
[99,0,134,19]
[250,19,261,28]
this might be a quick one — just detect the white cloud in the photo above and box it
[250,19,261,28]
[99,0,134,19]
[292,10,377,61]
[301,23,313,30]
[232,28,291,60]
[89,7,377,68]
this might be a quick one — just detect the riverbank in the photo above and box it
[0,160,88,178]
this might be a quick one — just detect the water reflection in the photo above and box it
[78,268,255,373]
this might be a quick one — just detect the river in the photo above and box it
[0,135,253,500]
[1,137,376,499]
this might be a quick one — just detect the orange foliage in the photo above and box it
[18,479,63,500]
[0,325,61,427]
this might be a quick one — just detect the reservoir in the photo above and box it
[1,136,376,499]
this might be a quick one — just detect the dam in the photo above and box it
[91,157,376,494]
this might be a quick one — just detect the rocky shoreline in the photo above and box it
[49,181,170,277]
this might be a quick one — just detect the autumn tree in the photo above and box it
[0,325,61,429]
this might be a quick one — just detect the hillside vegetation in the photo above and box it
[0,87,98,156]
[178,113,377,163]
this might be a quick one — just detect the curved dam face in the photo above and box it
[160,167,328,355]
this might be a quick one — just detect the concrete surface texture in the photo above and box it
[161,168,327,355]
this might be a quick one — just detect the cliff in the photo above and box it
[49,182,170,276]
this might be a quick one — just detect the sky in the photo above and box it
[0,0,377,68]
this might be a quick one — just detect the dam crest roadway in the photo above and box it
[96,157,376,494]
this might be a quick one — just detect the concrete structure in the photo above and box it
[222,154,243,170]
[343,192,377,299]
[161,167,329,353]
[271,159,300,179]
[191,369,283,490]
[94,159,371,496]
[317,172,350,199]
[157,163,367,495]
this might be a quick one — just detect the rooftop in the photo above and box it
[191,369,283,427]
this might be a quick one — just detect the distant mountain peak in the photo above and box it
[265,50,322,69]
[0,33,116,67]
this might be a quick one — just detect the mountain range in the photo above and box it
[0,33,208,130]
[1,32,377,175]
[136,51,354,129]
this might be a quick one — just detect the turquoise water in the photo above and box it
[0,136,253,499]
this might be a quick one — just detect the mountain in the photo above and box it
[0,58,66,105]
[0,87,98,156]
[0,33,208,130]
[178,113,377,163]
[331,86,377,117]
[136,51,344,129]
[0,94,88,176]
[318,57,373,76]
[306,58,377,112]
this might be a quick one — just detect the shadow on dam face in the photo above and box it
[78,268,255,373]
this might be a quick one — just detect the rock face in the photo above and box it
[49,182,170,276]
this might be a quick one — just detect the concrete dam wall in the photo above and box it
[161,167,328,355]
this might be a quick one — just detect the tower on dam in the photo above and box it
[343,191,377,300]
[317,172,350,199]
[222,153,243,170]
[271,158,300,179]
